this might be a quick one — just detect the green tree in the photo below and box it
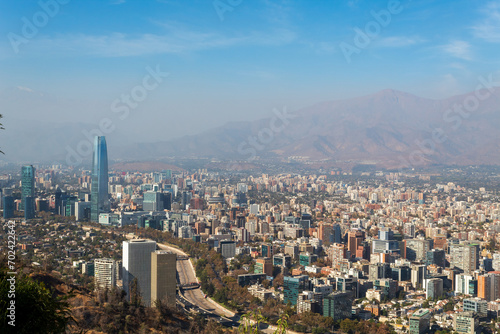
[0,271,72,333]
[274,313,289,334]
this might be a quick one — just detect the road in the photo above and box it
[158,242,297,334]
[157,243,235,318]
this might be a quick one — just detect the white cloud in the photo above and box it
[17,28,296,58]
[16,86,34,93]
[375,36,425,48]
[472,1,500,42]
[440,40,472,60]
[433,73,462,97]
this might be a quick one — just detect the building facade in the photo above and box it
[122,239,157,306]
[323,291,353,320]
[21,165,35,212]
[94,258,117,290]
[409,308,431,334]
[151,251,177,307]
[91,136,110,222]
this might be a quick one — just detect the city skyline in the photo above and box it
[4,1,500,333]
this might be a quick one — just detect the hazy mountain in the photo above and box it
[3,87,500,169]
[123,87,500,169]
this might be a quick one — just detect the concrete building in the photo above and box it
[369,263,392,281]
[411,265,428,290]
[450,243,479,274]
[75,201,91,221]
[426,278,443,299]
[374,279,398,300]
[454,311,479,334]
[330,243,346,270]
[151,251,177,307]
[426,249,446,267]
[323,291,353,320]
[455,274,476,295]
[478,273,500,301]
[94,258,117,290]
[122,239,157,306]
[463,298,488,318]
[273,253,292,268]
[255,257,273,276]
[219,240,236,258]
[347,230,365,258]
[283,275,309,305]
[405,239,433,262]
[409,308,431,334]
[297,292,321,314]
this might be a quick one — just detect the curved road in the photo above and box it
[158,242,298,334]
[157,243,235,318]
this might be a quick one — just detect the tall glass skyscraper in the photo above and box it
[21,165,35,211]
[91,136,109,222]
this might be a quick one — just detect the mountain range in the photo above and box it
[3,87,500,169]
[120,87,500,169]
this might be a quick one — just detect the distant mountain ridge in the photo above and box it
[2,87,500,169]
[122,87,500,169]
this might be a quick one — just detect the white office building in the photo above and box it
[122,239,157,306]
[94,258,117,290]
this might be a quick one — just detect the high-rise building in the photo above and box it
[426,249,446,267]
[478,273,500,301]
[369,263,392,281]
[450,243,480,274]
[463,297,487,318]
[261,243,274,258]
[405,239,433,262]
[455,274,476,295]
[411,265,428,290]
[318,223,333,244]
[323,291,353,320]
[404,222,416,238]
[255,257,273,276]
[122,239,157,306]
[454,312,479,334]
[273,253,291,268]
[143,191,163,211]
[94,258,117,290]
[91,136,109,222]
[409,308,431,334]
[219,240,236,259]
[347,230,365,259]
[426,278,443,299]
[330,243,346,270]
[24,196,35,220]
[21,165,35,211]
[3,196,14,219]
[332,224,341,244]
[284,275,309,305]
[151,251,177,307]
[392,266,411,281]
[336,276,359,299]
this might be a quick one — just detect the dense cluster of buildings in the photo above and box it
[6,136,500,333]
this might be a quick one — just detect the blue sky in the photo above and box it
[1,0,500,142]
